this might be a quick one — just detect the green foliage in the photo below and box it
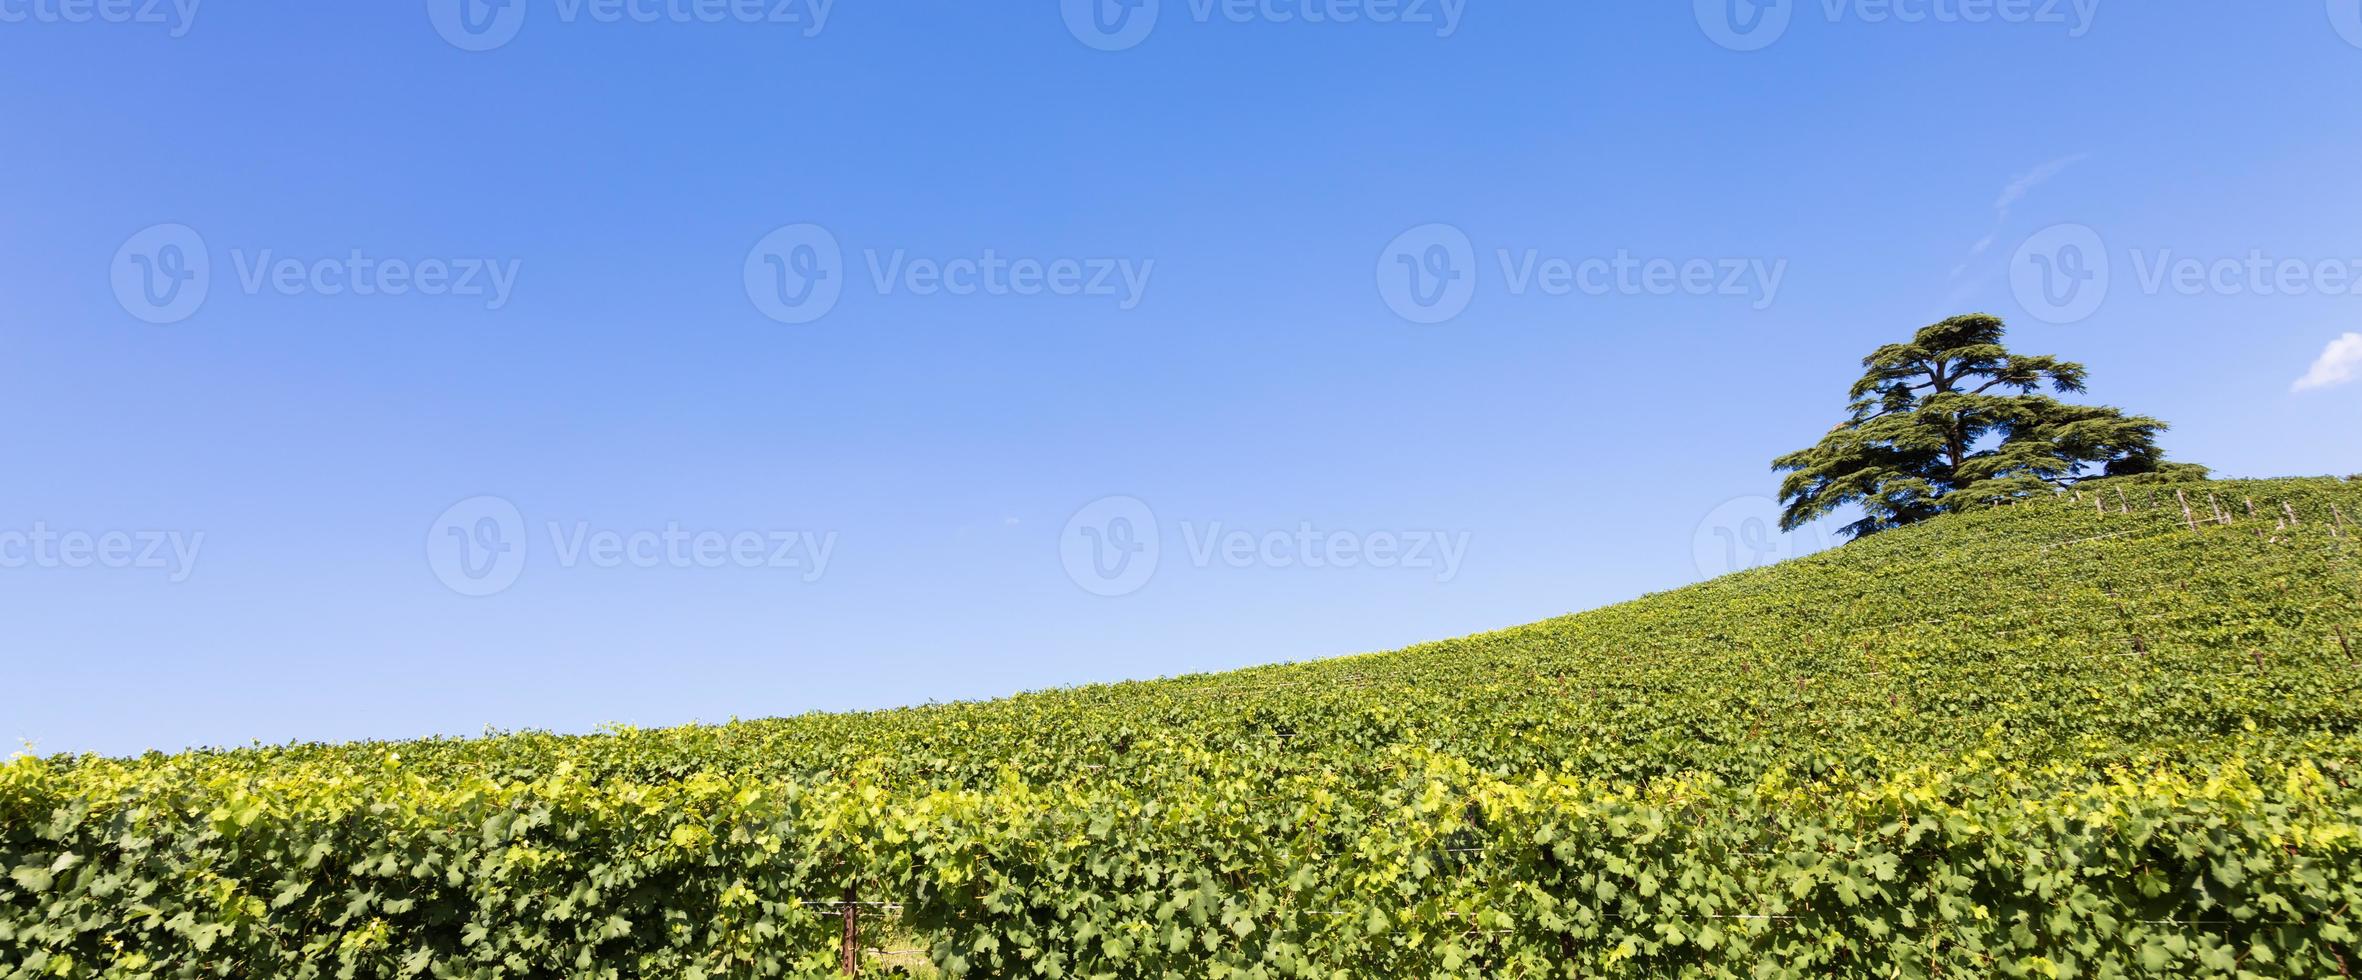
[1774,314,2203,539]
[7,478,2361,977]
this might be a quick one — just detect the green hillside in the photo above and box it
[7,477,2361,977]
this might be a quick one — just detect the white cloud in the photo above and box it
[1945,154,2095,312]
[2293,332,2362,392]
[1963,153,2091,260]
[1993,153,2091,215]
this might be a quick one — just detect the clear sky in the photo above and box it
[6,2,2360,756]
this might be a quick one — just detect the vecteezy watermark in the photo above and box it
[427,496,837,597]
[744,223,1155,324]
[1061,0,1466,52]
[1059,495,1471,597]
[110,224,524,324]
[1692,496,1825,579]
[2008,223,2109,325]
[0,524,205,583]
[427,496,528,597]
[2334,0,2362,48]
[1375,224,1476,325]
[743,224,843,325]
[2010,222,2362,325]
[1694,0,2098,51]
[428,0,833,52]
[0,0,201,37]
[1376,223,1788,324]
[111,224,210,325]
[1060,496,1161,597]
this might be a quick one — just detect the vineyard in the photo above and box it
[7,476,2362,977]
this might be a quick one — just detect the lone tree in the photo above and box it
[1774,314,2203,539]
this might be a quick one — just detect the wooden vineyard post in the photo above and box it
[2337,626,2353,666]
[2116,488,2131,513]
[2247,497,2258,518]
[2177,490,2198,532]
[2283,501,2302,527]
[841,889,860,977]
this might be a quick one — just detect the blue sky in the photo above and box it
[6,2,2360,756]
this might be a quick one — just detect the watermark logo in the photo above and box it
[1699,0,2097,50]
[227,251,521,308]
[2335,0,2362,48]
[430,0,831,51]
[1063,0,1159,50]
[0,0,201,36]
[1377,223,1477,324]
[1694,0,1792,51]
[865,251,1153,309]
[0,524,204,583]
[1692,496,1824,579]
[1062,0,1464,51]
[428,496,529,597]
[111,224,211,325]
[1062,496,1161,597]
[745,223,1155,324]
[428,0,526,50]
[2010,223,2362,325]
[110,224,524,322]
[1377,223,1790,324]
[1061,495,1472,597]
[2010,222,2109,324]
[427,495,838,597]
[745,224,845,324]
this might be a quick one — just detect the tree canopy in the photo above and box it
[1774,314,2204,539]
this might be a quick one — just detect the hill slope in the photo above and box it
[7,478,2361,977]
